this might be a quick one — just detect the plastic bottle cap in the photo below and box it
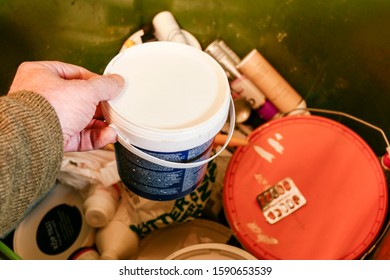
[256,100,279,121]
[84,193,117,228]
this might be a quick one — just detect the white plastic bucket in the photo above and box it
[102,42,234,201]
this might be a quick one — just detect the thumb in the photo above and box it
[88,73,125,102]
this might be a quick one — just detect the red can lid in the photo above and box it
[223,115,388,259]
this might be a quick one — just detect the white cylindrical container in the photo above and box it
[13,183,95,260]
[102,42,233,201]
[237,49,304,114]
[152,11,188,44]
[83,183,121,228]
[95,195,139,260]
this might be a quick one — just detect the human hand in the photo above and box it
[8,61,124,152]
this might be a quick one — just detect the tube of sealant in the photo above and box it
[206,40,280,121]
[237,49,307,115]
[206,40,266,109]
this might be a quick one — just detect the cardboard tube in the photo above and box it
[237,49,302,113]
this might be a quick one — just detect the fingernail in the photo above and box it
[108,73,125,87]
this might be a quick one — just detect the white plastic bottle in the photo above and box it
[152,11,188,44]
[83,182,121,228]
[95,191,140,260]
[13,183,95,260]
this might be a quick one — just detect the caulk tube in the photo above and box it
[95,190,139,260]
[206,41,280,120]
[237,49,306,114]
[205,42,266,109]
[152,11,188,44]
[214,39,241,65]
[83,182,121,228]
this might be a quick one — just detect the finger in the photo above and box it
[79,125,118,151]
[40,61,98,80]
[94,103,104,120]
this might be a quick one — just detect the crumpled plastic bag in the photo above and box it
[57,149,120,192]
[57,149,218,239]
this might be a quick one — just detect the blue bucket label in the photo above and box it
[115,139,214,201]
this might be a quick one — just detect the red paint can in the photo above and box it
[223,115,388,259]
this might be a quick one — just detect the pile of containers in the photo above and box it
[1,5,390,260]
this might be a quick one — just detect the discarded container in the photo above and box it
[237,49,306,114]
[83,183,121,228]
[165,243,257,260]
[223,115,388,259]
[102,41,234,201]
[95,192,140,260]
[152,11,188,44]
[136,218,233,260]
[13,183,95,260]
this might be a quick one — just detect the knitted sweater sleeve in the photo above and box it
[0,91,63,237]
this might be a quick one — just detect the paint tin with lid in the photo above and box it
[223,115,388,259]
[102,42,234,201]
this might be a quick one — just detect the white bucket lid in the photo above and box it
[102,41,231,152]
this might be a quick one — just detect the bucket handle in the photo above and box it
[286,107,390,170]
[111,95,235,169]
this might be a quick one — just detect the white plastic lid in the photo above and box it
[136,218,233,260]
[84,193,117,228]
[102,41,230,152]
[165,243,257,260]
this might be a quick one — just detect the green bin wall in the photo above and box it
[1,0,390,153]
